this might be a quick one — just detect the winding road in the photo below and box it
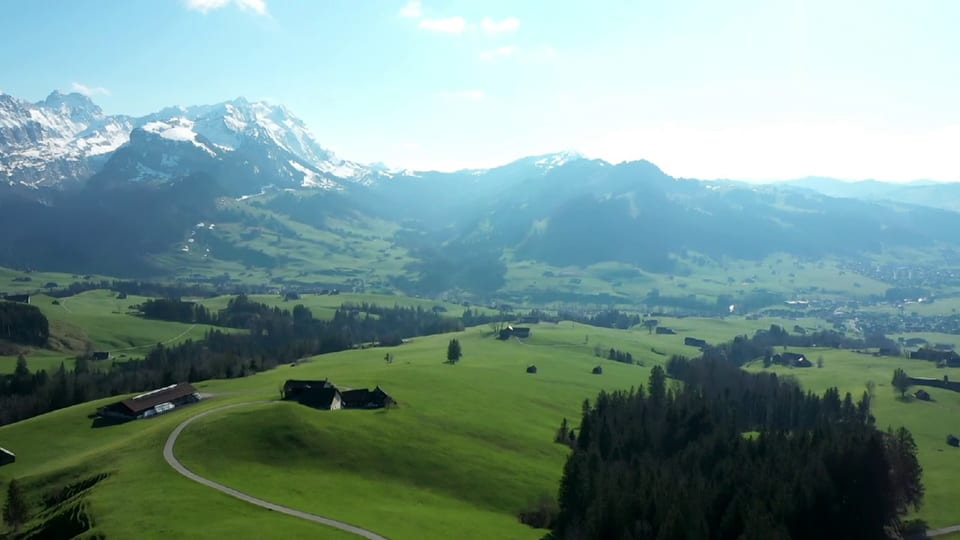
[163,401,390,540]
[164,401,958,540]
[929,525,960,538]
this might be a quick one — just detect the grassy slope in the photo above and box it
[1,318,957,537]
[1,289,228,374]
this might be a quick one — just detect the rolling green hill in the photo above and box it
[2,319,958,538]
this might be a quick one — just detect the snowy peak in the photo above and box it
[141,117,218,156]
[39,91,104,127]
[533,150,588,170]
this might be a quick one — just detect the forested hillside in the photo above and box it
[554,360,923,539]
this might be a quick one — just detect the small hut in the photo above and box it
[592,366,603,375]
[0,447,15,467]
[526,364,538,374]
[915,389,932,401]
[947,434,960,447]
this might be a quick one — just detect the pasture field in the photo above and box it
[2,318,958,538]
[501,252,894,308]
[0,289,228,374]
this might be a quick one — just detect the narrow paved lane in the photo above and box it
[929,525,960,537]
[163,401,390,540]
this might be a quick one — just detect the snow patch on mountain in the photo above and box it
[142,118,216,156]
[289,160,338,189]
[534,150,585,170]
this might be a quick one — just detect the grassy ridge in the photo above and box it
[2,313,958,537]
[1,289,228,374]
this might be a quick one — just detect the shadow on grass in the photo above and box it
[89,415,132,429]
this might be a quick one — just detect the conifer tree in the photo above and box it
[3,478,29,531]
[446,338,462,364]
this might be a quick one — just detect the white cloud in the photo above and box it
[418,16,466,33]
[184,0,267,15]
[479,45,517,61]
[399,0,421,18]
[481,16,519,34]
[435,90,485,102]
[70,82,110,97]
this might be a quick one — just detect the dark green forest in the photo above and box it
[552,360,923,539]
[0,302,49,347]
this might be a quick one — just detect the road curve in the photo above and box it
[929,525,960,537]
[163,401,390,540]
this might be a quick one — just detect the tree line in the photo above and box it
[700,324,900,367]
[0,302,49,347]
[0,297,466,426]
[550,359,923,539]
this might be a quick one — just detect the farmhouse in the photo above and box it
[301,386,342,410]
[0,446,14,467]
[340,386,394,409]
[684,337,708,348]
[499,326,531,340]
[284,380,394,410]
[915,389,932,401]
[2,294,30,304]
[97,383,200,421]
[911,347,960,366]
[780,352,812,368]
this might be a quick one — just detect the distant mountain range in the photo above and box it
[781,177,960,212]
[0,91,386,195]
[3,90,960,299]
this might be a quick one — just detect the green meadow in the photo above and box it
[0,289,227,374]
[1,294,958,537]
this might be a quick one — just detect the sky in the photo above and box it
[1,0,958,181]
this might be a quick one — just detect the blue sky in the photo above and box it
[1,0,958,181]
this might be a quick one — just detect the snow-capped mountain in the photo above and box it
[0,91,382,193]
[0,91,132,188]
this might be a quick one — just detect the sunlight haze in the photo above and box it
[1,0,956,181]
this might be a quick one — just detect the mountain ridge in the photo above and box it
[6,90,960,301]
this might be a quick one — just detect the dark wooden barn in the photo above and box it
[299,387,342,410]
[341,386,394,409]
[98,383,200,420]
[0,446,14,467]
[91,351,111,361]
[780,352,812,368]
[500,326,532,340]
[655,327,676,335]
[948,434,960,447]
[915,389,932,401]
[526,364,538,374]
[684,337,707,348]
[2,294,30,304]
[592,366,603,375]
[284,380,393,410]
